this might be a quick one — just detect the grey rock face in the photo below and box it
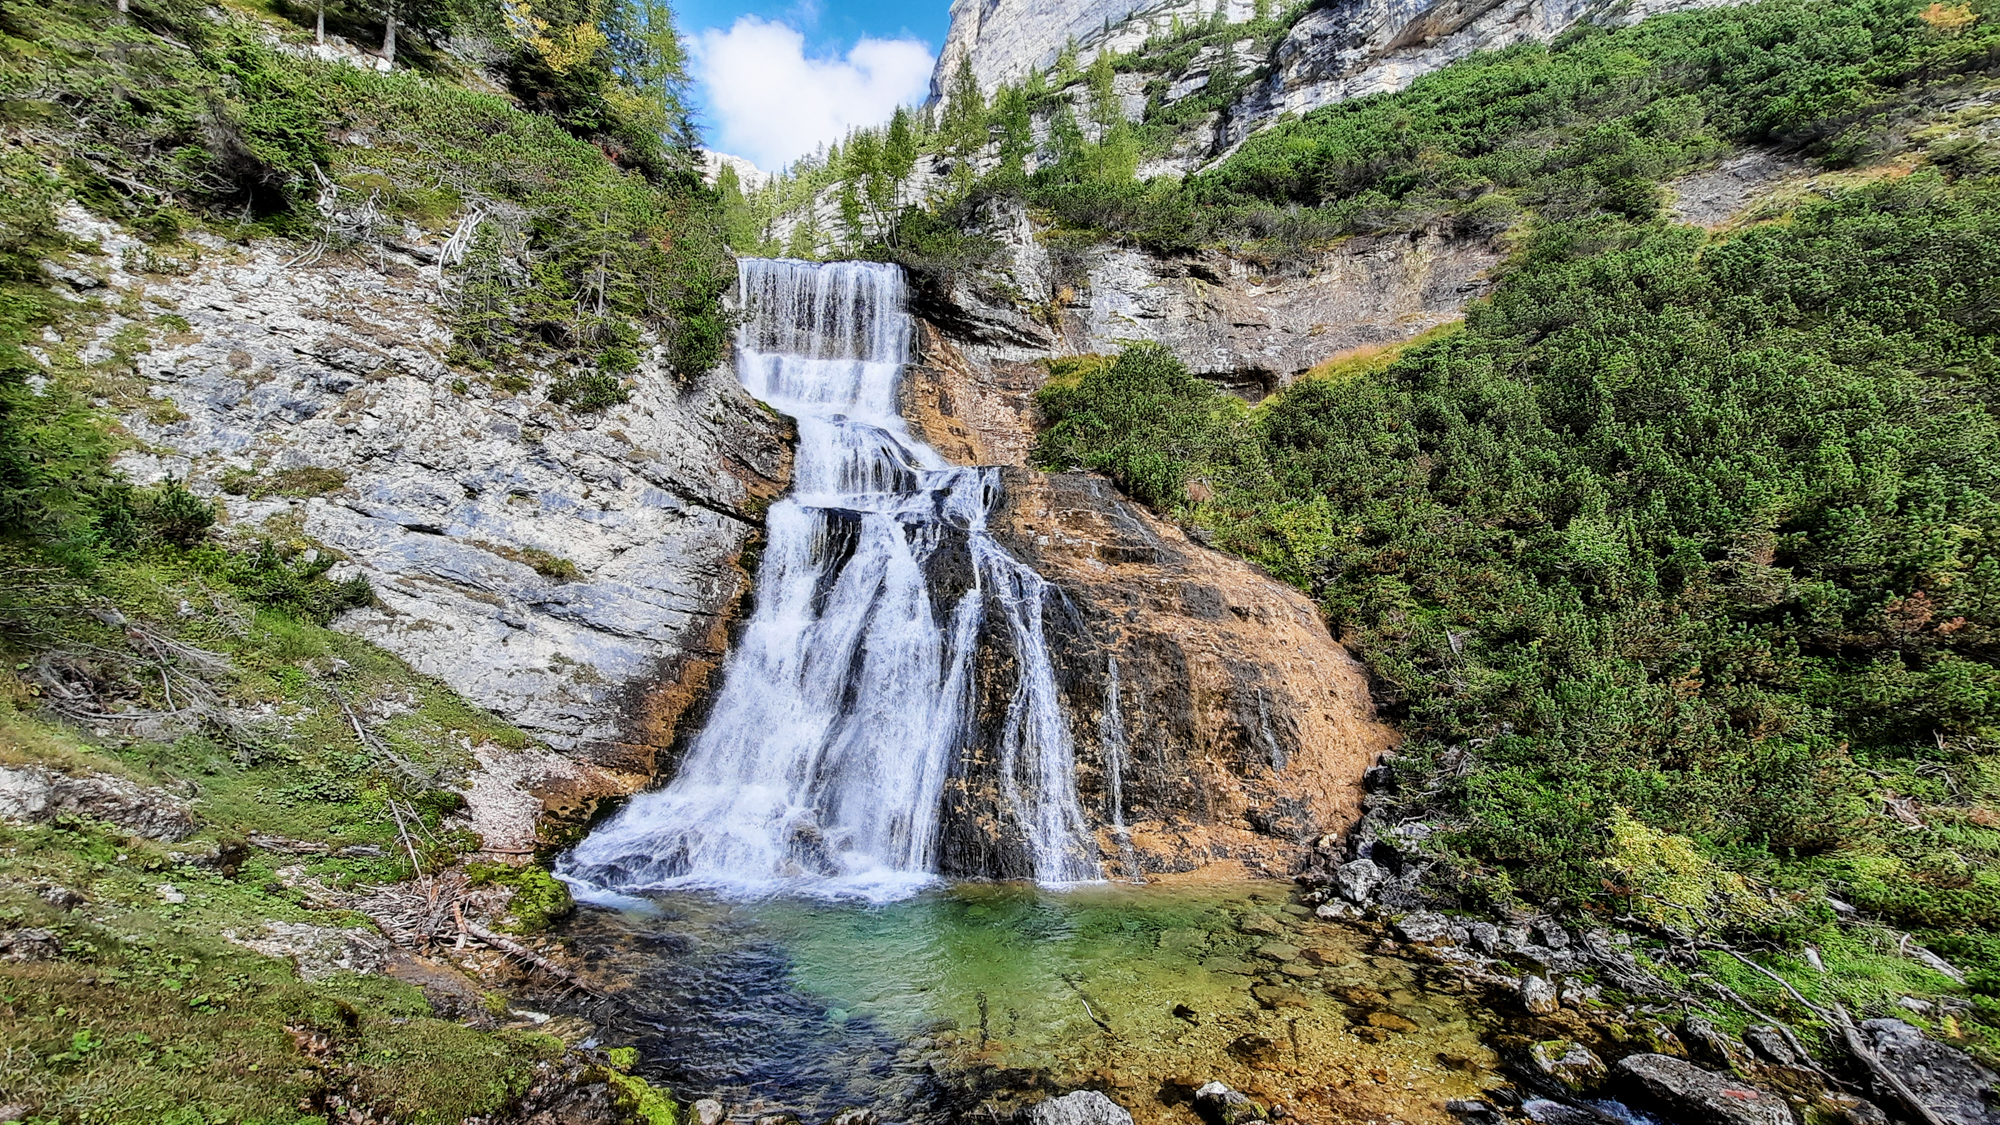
[1612,1054,1795,1125]
[0,764,196,841]
[1063,235,1497,391]
[1228,0,1753,151]
[1859,1019,2000,1125]
[57,205,790,754]
[933,0,1262,101]
[1027,1091,1134,1125]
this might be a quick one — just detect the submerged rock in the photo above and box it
[1026,1090,1134,1125]
[1858,1019,2000,1125]
[1194,1081,1268,1125]
[1612,1054,1794,1125]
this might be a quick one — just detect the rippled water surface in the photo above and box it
[561,880,1506,1125]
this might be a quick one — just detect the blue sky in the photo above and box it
[678,0,950,171]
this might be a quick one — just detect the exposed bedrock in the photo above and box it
[63,207,793,839]
[917,203,1502,397]
[908,328,1397,879]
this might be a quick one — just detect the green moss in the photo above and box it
[466,862,575,933]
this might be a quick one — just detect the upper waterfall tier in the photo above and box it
[559,259,1099,901]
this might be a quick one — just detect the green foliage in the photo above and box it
[1035,162,2000,1021]
[209,541,374,625]
[546,371,630,411]
[467,861,575,931]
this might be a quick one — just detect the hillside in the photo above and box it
[0,0,765,1117]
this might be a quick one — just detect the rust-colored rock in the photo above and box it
[907,327,1396,879]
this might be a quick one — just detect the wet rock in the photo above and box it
[1227,1034,1283,1067]
[1238,913,1285,937]
[1334,985,1388,1008]
[1254,941,1301,962]
[1613,1054,1794,1125]
[1195,1081,1268,1125]
[0,929,61,963]
[1300,947,1344,966]
[1742,1025,1795,1067]
[1858,1019,2000,1125]
[694,1100,726,1125]
[0,764,196,841]
[1026,1091,1133,1125]
[1529,1040,1607,1092]
[1278,961,1318,979]
[1365,1010,1419,1034]
[1250,984,1310,1009]
[1519,975,1559,1015]
[1334,858,1384,904]
[1394,911,1454,946]
[1314,901,1364,921]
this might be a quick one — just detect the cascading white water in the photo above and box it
[560,259,1098,901]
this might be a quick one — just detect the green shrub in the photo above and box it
[546,371,629,411]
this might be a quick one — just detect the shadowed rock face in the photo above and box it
[908,329,1396,879]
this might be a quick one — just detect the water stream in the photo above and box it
[548,258,1514,1125]
[561,258,1095,900]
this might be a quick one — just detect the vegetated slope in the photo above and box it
[1032,0,2000,1063]
[0,0,727,1116]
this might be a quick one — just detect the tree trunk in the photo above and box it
[116,0,128,14]
[381,11,397,66]
[315,0,324,45]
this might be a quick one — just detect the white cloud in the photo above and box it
[691,17,934,173]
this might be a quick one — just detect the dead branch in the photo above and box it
[1707,945,1947,1125]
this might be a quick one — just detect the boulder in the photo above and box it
[1742,1025,1795,1067]
[1519,975,1559,1015]
[1613,1054,1794,1125]
[1530,1040,1608,1092]
[1858,1019,2000,1125]
[0,764,195,841]
[1394,911,1455,946]
[694,1100,726,1125]
[1334,858,1384,904]
[1026,1092,1132,1125]
[1194,1082,1267,1125]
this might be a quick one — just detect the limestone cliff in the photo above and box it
[54,207,792,819]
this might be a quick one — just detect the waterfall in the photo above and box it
[1099,656,1144,884]
[560,259,1098,900]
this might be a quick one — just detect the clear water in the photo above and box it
[562,881,1505,1125]
[560,259,1096,900]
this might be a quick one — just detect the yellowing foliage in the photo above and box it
[1604,810,1776,932]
